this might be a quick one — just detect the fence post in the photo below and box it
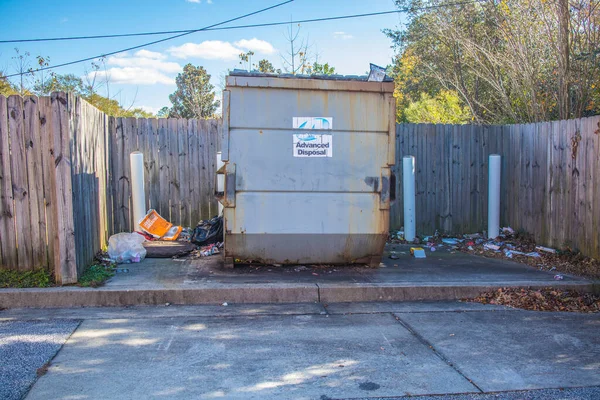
[50,92,78,284]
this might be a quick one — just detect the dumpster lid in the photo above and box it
[226,70,395,93]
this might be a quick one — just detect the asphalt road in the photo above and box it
[0,319,80,400]
[0,302,598,400]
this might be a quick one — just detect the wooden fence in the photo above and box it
[1,92,599,282]
[109,117,221,234]
[390,116,600,258]
[0,93,220,283]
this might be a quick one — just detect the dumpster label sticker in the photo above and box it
[293,134,333,157]
[293,117,333,130]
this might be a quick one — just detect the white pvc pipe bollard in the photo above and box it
[130,152,146,231]
[488,154,501,239]
[403,156,416,241]
[217,151,225,215]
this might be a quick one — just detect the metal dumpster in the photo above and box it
[219,72,396,267]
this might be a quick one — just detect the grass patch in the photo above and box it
[0,268,52,288]
[78,264,115,287]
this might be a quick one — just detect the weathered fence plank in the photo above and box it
[0,96,17,269]
[23,96,47,269]
[38,96,56,273]
[178,118,190,227]
[51,92,77,284]
[8,95,33,270]
[199,119,211,220]
[168,118,180,224]
[157,118,170,219]
[188,119,201,225]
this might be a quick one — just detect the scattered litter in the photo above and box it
[393,264,398,267]
[199,243,220,257]
[312,272,319,276]
[483,243,501,252]
[178,227,192,241]
[191,216,224,246]
[502,227,515,234]
[410,247,426,258]
[273,264,282,267]
[466,241,475,247]
[165,302,171,307]
[467,246,474,251]
[294,266,308,272]
[222,302,228,306]
[442,238,462,245]
[108,232,147,264]
[536,246,557,254]
[114,268,129,273]
[162,225,183,241]
[139,209,173,238]
[389,253,399,259]
[504,250,541,258]
[430,246,436,252]
[554,274,564,280]
[464,233,482,239]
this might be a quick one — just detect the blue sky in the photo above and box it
[0,0,403,114]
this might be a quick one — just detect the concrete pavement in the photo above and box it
[0,244,595,308]
[1,301,598,399]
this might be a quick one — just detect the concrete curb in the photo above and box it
[317,282,597,303]
[0,282,596,308]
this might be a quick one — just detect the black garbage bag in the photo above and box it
[191,216,223,246]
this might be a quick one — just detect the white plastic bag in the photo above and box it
[108,232,147,264]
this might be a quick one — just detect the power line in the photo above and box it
[0,0,485,44]
[2,0,293,79]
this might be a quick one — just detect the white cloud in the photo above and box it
[139,105,164,115]
[92,68,175,85]
[234,38,275,54]
[106,53,181,73]
[333,31,353,40]
[168,39,276,60]
[134,49,166,60]
[186,0,201,3]
[88,51,181,85]
[168,41,241,60]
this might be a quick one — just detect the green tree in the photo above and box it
[157,106,170,118]
[33,73,84,96]
[385,0,600,123]
[168,64,220,119]
[257,59,275,73]
[0,74,19,96]
[238,51,255,71]
[404,91,472,124]
[85,93,153,118]
[311,61,335,75]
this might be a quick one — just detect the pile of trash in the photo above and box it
[107,209,224,264]
[467,287,600,313]
[388,227,600,280]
